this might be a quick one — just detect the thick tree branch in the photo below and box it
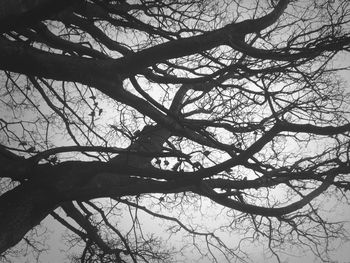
[0,0,82,32]
[280,121,350,135]
[1,0,350,260]
[0,38,119,87]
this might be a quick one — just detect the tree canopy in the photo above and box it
[1,0,350,262]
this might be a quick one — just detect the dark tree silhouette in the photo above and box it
[1,0,350,262]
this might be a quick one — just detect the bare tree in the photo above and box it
[1,0,350,262]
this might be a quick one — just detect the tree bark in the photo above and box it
[0,125,175,253]
[0,183,58,253]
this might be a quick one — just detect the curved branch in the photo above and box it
[198,174,336,217]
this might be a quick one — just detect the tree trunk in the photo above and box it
[0,183,58,253]
[0,125,173,253]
